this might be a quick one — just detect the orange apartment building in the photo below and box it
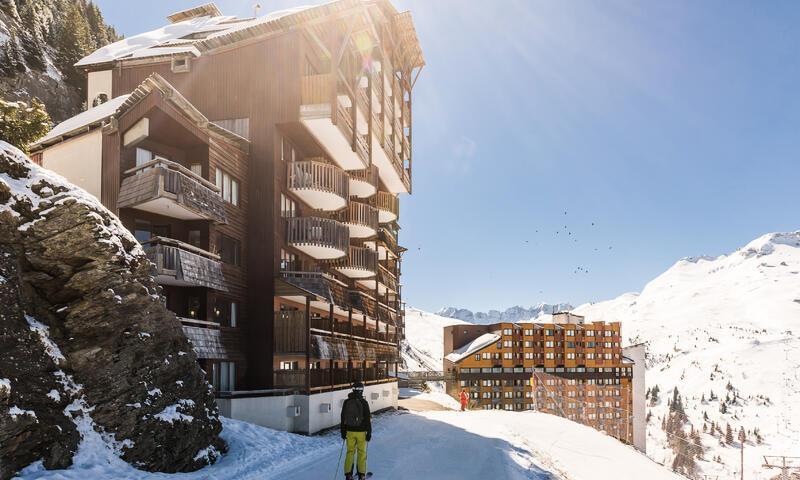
[443,312,646,451]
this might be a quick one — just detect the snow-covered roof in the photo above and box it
[32,95,130,147]
[444,333,500,363]
[32,74,249,152]
[75,4,318,67]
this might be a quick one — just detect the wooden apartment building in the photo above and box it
[443,313,646,449]
[29,0,423,433]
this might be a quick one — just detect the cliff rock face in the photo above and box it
[0,141,224,479]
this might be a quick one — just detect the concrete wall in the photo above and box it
[623,344,647,453]
[87,70,113,106]
[218,382,399,435]
[41,130,103,200]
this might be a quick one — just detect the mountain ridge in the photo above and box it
[437,303,574,324]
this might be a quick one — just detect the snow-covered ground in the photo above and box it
[400,385,462,410]
[400,308,466,371]
[573,232,800,479]
[16,406,684,479]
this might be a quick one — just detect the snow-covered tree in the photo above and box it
[725,423,734,444]
[0,98,51,153]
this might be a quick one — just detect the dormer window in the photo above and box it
[92,93,109,107]
[171,56,191,73]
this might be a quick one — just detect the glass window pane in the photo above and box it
[231,179,239,206]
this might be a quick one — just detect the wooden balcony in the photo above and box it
[274,368,394,390]
[143,236,227,291]
[285,216,348,260]
[331,246,377,279]
[348,164,378,198]
[364,227,400,260]
[279,271,350,310]
[118,157,227,223]
[337,201,378,238]
[357,264,398,295]
[299,74,369,170]
[287,160,348,211]
[375,191,399,223]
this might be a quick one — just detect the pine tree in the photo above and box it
[725,423,734,444]
[53,1,93,96]
[18,1,47,71]
[0,98,51,153]
[1,35,26,76]
[738,426,746,444]
[719,402,727,414]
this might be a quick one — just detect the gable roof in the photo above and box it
[444,333,501,363]
[31,74,249,152]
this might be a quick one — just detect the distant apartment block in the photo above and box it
[30,0,424,434]
[443,313,646,451]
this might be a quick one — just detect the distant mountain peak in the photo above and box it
[437,303,574,324]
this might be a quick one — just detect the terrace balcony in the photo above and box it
[285,216,349,260]
[142,236,227,291]
[337,201,378,238]
[299,74,369,170]
[348,164,378,198]
[118,157,227,223]
[375,191,399,224]
[278,271,350,316]
[364,227,399,259]
[357,264,399,295]
[331,246,377,279]
[287,159,348,211]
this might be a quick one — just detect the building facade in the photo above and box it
[443,313,645,450]
[30,0,424,434]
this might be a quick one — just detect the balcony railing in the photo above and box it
[331,246,377,279]
[280,271,351,308]
[378,265,399,293]
[337,201,378,238]
[118,157,227,224]
[300,74,369,168]
[287,160,348,211]
[143,236,227,291]
[286,216,349,260]
[375,191,399,223]
[348,164,378,198]
[274,368,394,389]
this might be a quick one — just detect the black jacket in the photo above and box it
[340,391,372,436]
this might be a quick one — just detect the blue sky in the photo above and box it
[95,0,800,313]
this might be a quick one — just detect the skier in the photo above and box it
[459,388,469,411]
[341,381,372,480]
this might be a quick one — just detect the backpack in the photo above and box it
[342,398,364,428]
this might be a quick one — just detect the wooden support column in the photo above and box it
[367,67,373,161]
[329,303,335,335]
[305,296,311,393]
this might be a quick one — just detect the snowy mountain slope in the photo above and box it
[401,308,467,371]
[439,303,573,324]
[573,232,800,479]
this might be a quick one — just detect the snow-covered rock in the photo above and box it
[438,303,573,324]
[0,142,223,478]
[401,308,467,371]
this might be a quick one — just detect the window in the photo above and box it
[281,193,297,218]
[279,361,299,370]
[566,330,575,337]
[524,329,533,336]
[280,249,297,271]
[190,163,202,177]
[215,168,239,206]
[503,340,512,347]
[217,233,241,265]
[586,353,595,359]
[136,148,154,168]
[545,352,554,359]
[503,352,512,359]
[475,354,480,361]
[92,93,108,107]
[585,330,595,337]
[566,353,575,359]
[213,298,238,327]
[545,341,554,348]
[212,361,235,392]
[545,329,554,336]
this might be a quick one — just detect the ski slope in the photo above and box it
[401,308,466,371]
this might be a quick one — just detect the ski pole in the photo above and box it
[333,437,345,480]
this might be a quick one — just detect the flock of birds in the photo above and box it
[521,211,614,276]
[414,210,614,284]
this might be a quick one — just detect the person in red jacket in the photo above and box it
[459,389,469,411]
